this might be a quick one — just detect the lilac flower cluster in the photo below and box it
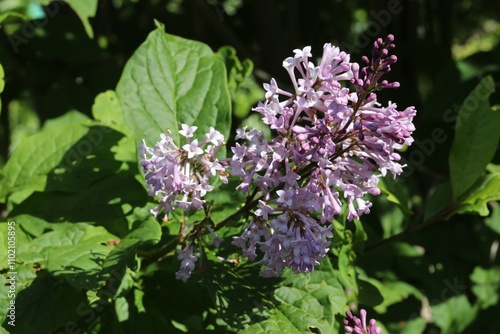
[140,125,227,281]
[231,35,416,276]
[344,309,382,334]
[139,125,227,219]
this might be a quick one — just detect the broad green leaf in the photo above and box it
[454,173,500,216]
[470,266,500,309]
[0,219,34,270]
[16,223,108,265]
[46,225,118,290]
[241,258,347,334]
[102,215,161,273]
[274,286,324,332]
[9,172,149,238]
[378,176,412,215]
[42,110,90,130]
[423,181,453,221]
[486,162,500,174]
[65,0,98,38]
[357,278,383,307]
[92,90,132,135]
[0,123,127,202]
[377,202,405,238]
[9,214,52,238]
[6,99,41,154]
[337,244,358,293]
[134,289,146,313]
[449,76,500,199]
[351,219,367,253]
[10,271,87,334]
[92,90,136,162]
[485,205,500,234]
[115,296,130,322]
[371,280,422,313]
[240,311,304,334]
[431,295,477,334]
[216,46,253,96]
[114,268,136,298]
[216,46,262,119]
[0,264,37,326]
[116,24,231,150]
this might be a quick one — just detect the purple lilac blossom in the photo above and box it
[140,126,228,281]
[231,35,416,276]
[344,309,382,334]
[139,126,227,220]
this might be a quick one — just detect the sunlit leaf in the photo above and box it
[449,76,500,199]
[116,23,231,152]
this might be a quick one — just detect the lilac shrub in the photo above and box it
[140,34,416,280]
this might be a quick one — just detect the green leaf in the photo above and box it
[485,205,500,234]
[370,279,422,313]
[216,46,253,96]
[423,181,453,221]
[92,90,132,135]
[449,76,500,199]
[16,223,109,265]
[486,162,500,174]
[240,312,303,334]
[92,90,137,162]
[0,264,37,325]
[470,266,500,309]
[357,278,384,307]
[134,289,146,313]
[101,215,161,273]
[216,46,261,119]
[0,220,33,270]
[9,272,88,334]
[337,244,358,293]
[454,173,500,216]
[9,172,150,238]
[378,176,413,216]
[115,296,130,322]
[242,258,347,334]
[431,295,477,334]
[114,268,136,298]
[64,0,98,38]
[46,225,118,290]
[0,123,128,203]
[116,24,231,150]
[41,110,90,130]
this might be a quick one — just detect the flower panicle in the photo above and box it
[139,126,227,220]
[230,34,416,277]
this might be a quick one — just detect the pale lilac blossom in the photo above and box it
[139,126,228,220]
